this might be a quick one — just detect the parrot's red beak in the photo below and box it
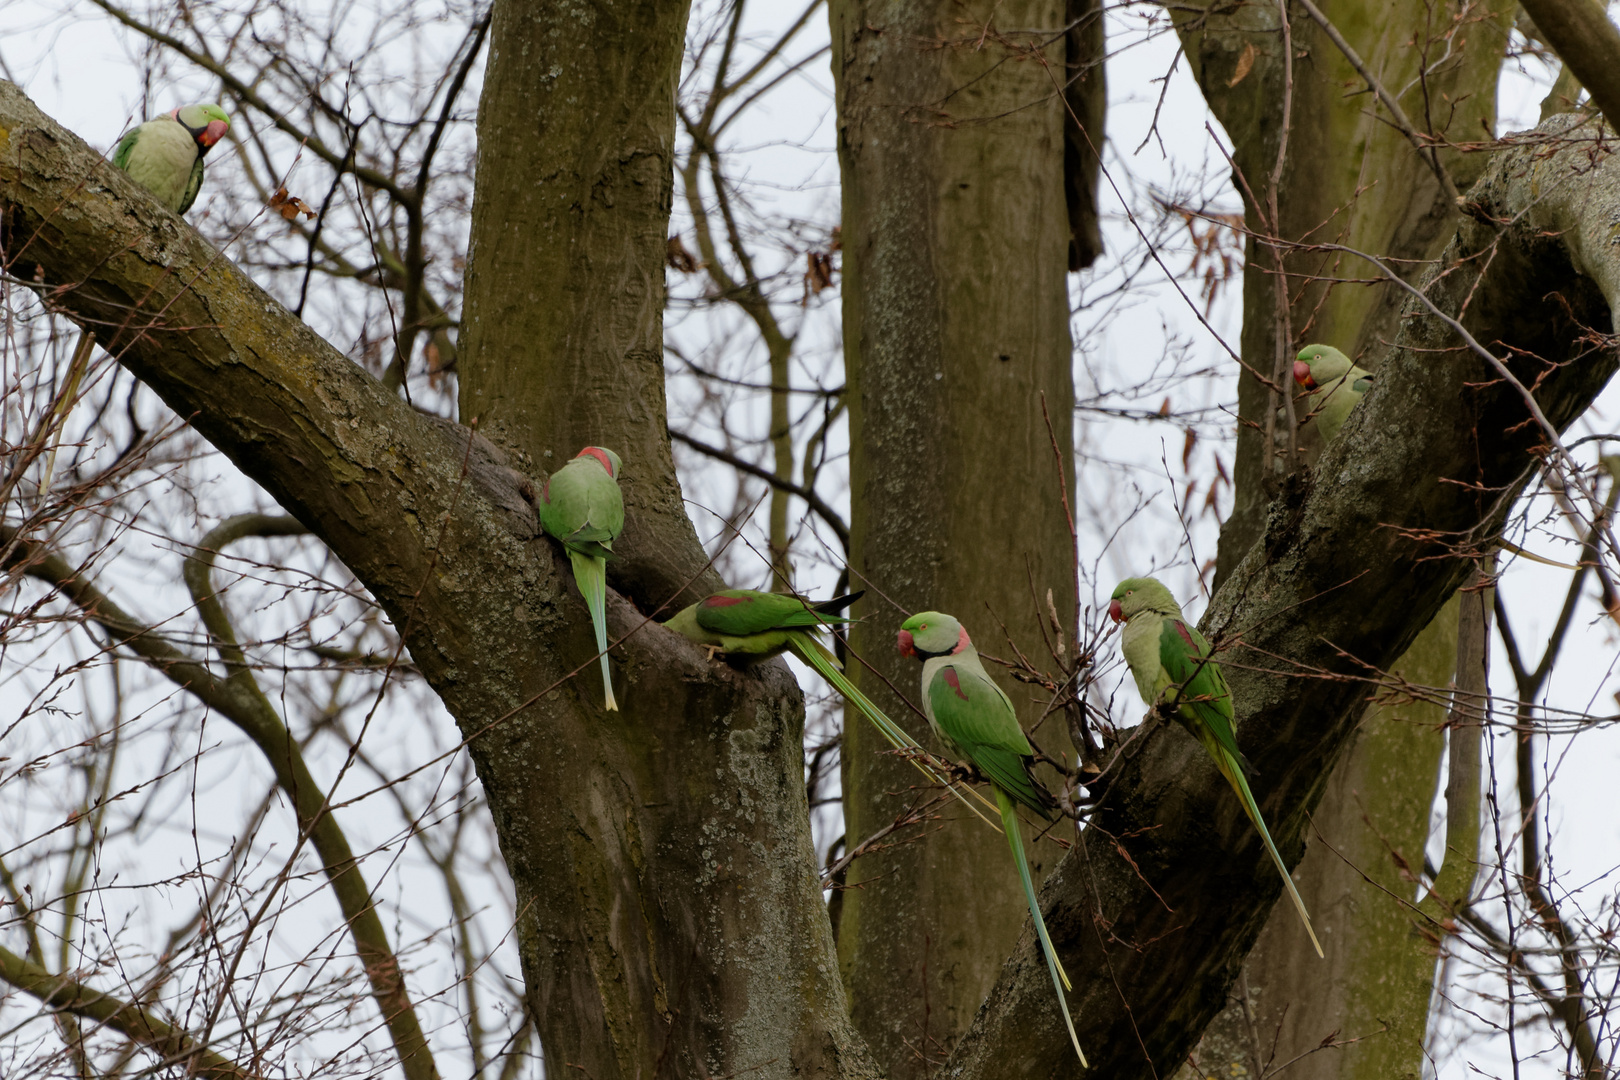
[199,119,229,148]
[1293,360,1315,389]
[897,629,916,658]
[1107,598,1123,623]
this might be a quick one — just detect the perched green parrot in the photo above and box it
[538,447,625,711]
[666,589,997,824]
[897,611,1086,1067]
[1293,344,1372,445]
[1108,577,1323,957]
[111,104,231,214]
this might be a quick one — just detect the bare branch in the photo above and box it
[0,944,258,1080]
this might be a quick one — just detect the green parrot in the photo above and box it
[897,611,1086,1067]
[111,104,231,214]
[538,447,625,711]
[1293,344,1372,445]
[1108,577,1323,957]
[666,589,998,824]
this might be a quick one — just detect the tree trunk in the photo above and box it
[828,3,1080,1072]
[458,0,715,609]
[449,6,874,1075]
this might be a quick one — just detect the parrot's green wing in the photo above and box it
[111,126,141,171]
[177,157,205,214]
[1157,618,1246,769]
[694,589,855,636]
[539,458,624,560]
[926,663,1050,819]
[1158,620,1322,957]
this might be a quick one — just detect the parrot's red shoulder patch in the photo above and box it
[541,476,550,502]
[942,668,969,700]
[1171,620,1196,649]
[579,447,615,476]
[703,595,747,608]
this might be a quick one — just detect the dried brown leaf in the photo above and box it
[1227,42,1256,88]
[805,250,836,297]
[666,235,700,273]
[268,186,316,222]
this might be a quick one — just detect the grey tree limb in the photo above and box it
[0,944,257,1080]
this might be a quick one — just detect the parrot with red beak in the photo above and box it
[112,104,231,214]
[1293,344,1372,444]
[1109,576,1323,957]
[667,590,994,822]
[898,611,1086,1067]
[538,447,624,710]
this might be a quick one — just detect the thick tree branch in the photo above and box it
[0,944,257,1080]
[1520,0,1620,135]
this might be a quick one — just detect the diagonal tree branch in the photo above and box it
[0,944,258,1080]
[1519,0,1620,134]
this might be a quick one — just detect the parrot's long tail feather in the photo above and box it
[789,634,1000,830]
[1219,750,1324,959]
[996,788,1086,1067]
[40,330,95,495]
[569,551,618,711]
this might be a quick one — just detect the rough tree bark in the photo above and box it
[459,0,715,609]
[828,2,1082,1072]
